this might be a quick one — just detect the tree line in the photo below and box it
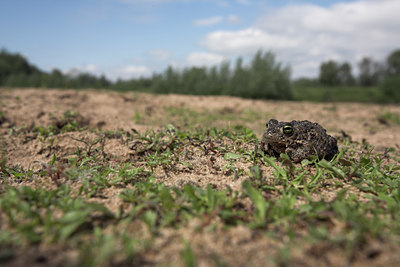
[314,50,400,102]
[143,51,291,99]
[295,49,400,89]
[0,49,292,100]
[1,48,399,102]
[0,49,111,89]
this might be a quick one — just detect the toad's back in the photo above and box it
[261,119,338,162]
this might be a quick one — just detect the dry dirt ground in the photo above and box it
[2,88,399,171]
[1,88,400,267]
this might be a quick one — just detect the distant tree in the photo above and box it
[229,57,249,96]
[64,72,103,89]
[148,51,291,99]
[152,65,179,94]
[247,51,270,97]
[46,69,66,88]
[181,67,208,95]
[206,66,221,95]
[0,48,292,100]
[151,74,165,94]
[272,62,292,99]
[338,62,355,85]
[244,50,291,99]
[27,72,44,87]
[218,61,231,95]
[379,49,400,103]
[0,48,113,89]
[358,57,383,86]
[165,66,180,93]
[0,49,42,85]
[77,73,97,88]
[386,49,400,76]
[4,73,30,87]
[293,77,319,87]
[98,75,111,88]
[113,77,153,92]
[319,60,340,86]
[380,75,400,103]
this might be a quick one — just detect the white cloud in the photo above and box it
[75,64,99,73]
[186,52,226,67]
[62,63,152,81]
[194,14,242,27]
[118,0,189,4]
[201,0,400,77]
[119,65,151,78]
[83,64,98,72]
[204,28,299,54]
[148,50,171,61]
[227,14,241,24]
[193,16,223,26]
[236,0,252,5]
[63,64,100,77]
[218,1,229,7]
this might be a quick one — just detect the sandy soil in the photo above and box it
[2,88,399,171]
[1,87,400,267]
[2,88,399,143]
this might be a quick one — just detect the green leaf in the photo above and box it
[160,187,175,210]
[206,186,218,211]
[183,185,197,200]
[50,154,56,165]
[59,222,84,241]
[181,239,196,267]
[141,210,157,233]
[317,159,346,179]
[242,180,267,227]
[224,152,241,160]
[57,209,94,241]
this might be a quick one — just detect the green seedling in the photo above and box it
[181,239,196,267]
[242,180,268,228]
[2,116,400,266]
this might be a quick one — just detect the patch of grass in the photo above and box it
[293,86,381,102]
[0,185,114,244]
[1,123,400,265]
[119,178,243,230]
[133,110,145,124]
[378,111,400,125]
[181,239,196,267]
[163,106,264,128]
[8,110,87,142]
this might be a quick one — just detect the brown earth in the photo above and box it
[1,87,400,267]
[2,88,399,174]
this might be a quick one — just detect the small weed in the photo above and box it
[77,228,118,267]
[242,180,268,228]
[1,116,400,266]
[223,152,242,178]
[378,111,400,125]
[0,111,5,121]
[163,106,266,129]
[181,240,196,267]
[133,110,144,124]
[243,107,263,122]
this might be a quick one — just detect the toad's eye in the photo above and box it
[282,125,293,134]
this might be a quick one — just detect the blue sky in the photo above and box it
[1,0,399,80]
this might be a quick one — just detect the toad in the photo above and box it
[260,119,338,163]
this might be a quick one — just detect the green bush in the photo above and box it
[380,75,400,103]
[147,51,292,100]
[292,86,381,102]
